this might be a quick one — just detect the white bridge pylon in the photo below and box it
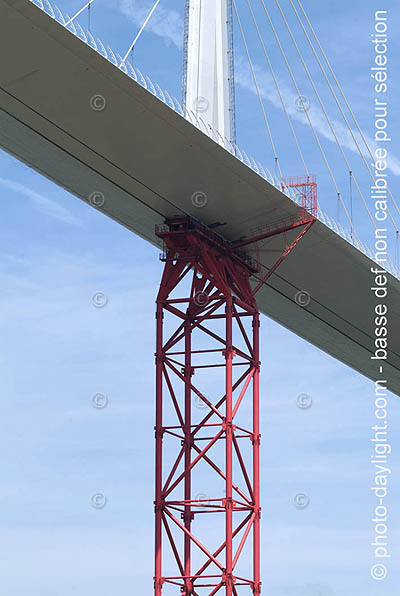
[184,0,234,142]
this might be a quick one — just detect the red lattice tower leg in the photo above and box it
[154,218,261,596]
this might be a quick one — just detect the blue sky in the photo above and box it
[0,0,399,595]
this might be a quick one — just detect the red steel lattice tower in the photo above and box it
[154,213,315,595]
[154,218,261,596]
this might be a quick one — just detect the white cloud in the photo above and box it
[235,57,400,177]
[0,177,80,225]
[118,0,183,49]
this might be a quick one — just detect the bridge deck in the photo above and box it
[1,0,400,395]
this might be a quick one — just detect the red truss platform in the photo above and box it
[281,175,318,219]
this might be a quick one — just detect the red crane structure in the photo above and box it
[153,202,315,595]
